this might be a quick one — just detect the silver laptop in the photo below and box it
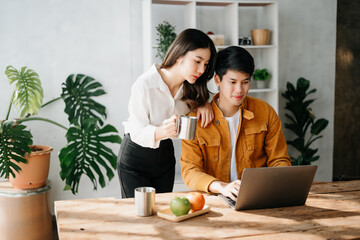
[219,165,317,210]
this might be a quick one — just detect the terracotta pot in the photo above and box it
[251,29,270,45]
[9,145,53,190]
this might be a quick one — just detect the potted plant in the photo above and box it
[253,68,270,89]
[155,20,176,60]
[0,66,122,194]
[282,77,329,165]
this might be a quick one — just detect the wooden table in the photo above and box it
[55,180,360,240]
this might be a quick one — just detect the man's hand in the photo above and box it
[155,114,178,141]
[209,180,241,201]
[196,102,214,128]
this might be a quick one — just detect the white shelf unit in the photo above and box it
[142,0,279,112]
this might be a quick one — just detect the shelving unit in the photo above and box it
[142,0,279,191]
[142,0,279,112]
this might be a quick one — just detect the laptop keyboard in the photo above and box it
[227,197,236,207]
[219,194,236,208]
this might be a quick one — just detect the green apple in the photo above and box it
[170,197,191,216]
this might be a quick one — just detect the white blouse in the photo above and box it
[123,64,190,149]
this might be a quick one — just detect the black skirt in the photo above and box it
[117,134,176,198]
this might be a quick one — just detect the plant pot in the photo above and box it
[251,29,270,45]
[255,80,267,89]
[9,145,53,190]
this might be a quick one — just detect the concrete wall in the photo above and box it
[278,0,337,181]
[0,0,337,212]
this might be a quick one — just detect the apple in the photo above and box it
[170,197,191,216]
[187,192,205,212]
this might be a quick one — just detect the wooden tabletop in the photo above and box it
[55,180,360,240]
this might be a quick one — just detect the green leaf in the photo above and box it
[291,155,303,166]
[284,113,297,124]
[287,137,305,153]
[59,119,121,194]
[306,136,323,149]
[304,148,318,159]
[253,68,270,81]
[5,66,43,118]
[63,184,72,191]
[282,77,329,165]
[155,21,177,60]
[311,119,329,135]
[306,88,317,97]
[284,123,302,137]
[61,74,106,126]
[0,121,33,178]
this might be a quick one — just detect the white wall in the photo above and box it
[0,0,132,211]
[0,0,337,212]
[278,0,337,181]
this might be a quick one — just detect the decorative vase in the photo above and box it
[9,145,53,190]
[251,29,270,45]
[256,80,267,89]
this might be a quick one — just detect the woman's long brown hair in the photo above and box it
[160,28,216,111]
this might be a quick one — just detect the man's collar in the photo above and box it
[212,93,254,120]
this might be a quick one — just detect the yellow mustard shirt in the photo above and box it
[180,94,291,193]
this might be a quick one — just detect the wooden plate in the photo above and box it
[157,205,210,222]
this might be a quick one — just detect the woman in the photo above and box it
[118,28,217,198]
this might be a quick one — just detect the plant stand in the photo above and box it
[0,180,52,240]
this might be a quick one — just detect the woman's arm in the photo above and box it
[154,114,178,142]
[196,101,214,128]
[124,81,160,148]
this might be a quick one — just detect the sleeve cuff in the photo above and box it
[126,124,160,149]
[196,174,219,193]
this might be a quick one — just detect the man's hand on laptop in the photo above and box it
[209,180,241,201]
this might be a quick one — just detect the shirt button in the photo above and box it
[215,120,220,125]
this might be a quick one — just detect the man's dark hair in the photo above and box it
[214,46,255,80]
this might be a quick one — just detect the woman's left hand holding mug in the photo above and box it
[155,114,178,141]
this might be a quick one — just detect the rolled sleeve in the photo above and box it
[123,79,160,148]
[181,137,219,193]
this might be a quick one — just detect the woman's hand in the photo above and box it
[155,114,178,141]
[209,180,241,201]
[196,102,214,128]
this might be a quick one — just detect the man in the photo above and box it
[180,46,291,201]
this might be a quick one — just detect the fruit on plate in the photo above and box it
[187,192,205,212]
[170,197,191,216]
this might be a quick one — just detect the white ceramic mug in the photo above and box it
[177,115,197,140]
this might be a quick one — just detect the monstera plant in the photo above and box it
[282,77,329,165]
[0,66,122,194]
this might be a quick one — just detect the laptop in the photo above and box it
[219,165,317,210]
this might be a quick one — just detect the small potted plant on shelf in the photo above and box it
[155,20,177,61]
[282,77,329,165]
[0,66,122,194]
[253,68,270,89]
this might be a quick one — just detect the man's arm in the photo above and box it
[209,180,241,201]
[180,137,219,193]
[181,136,241,200]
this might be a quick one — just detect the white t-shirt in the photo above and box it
[224,110,241,182]
[123,64,190,149]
